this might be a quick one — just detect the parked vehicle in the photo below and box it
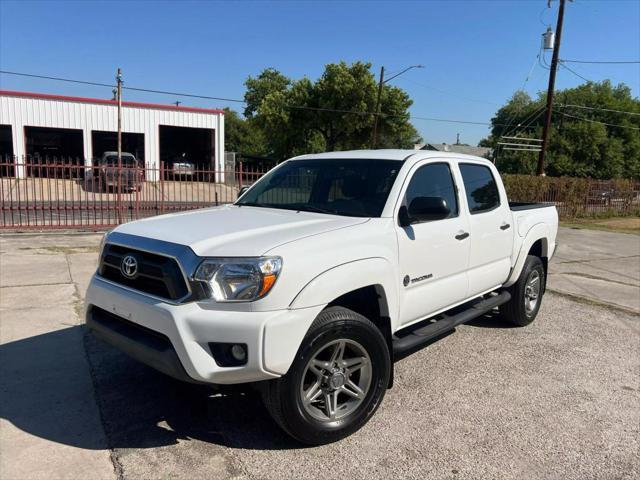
[86,150,558,444]
[170,153,195,179]
[171,161,195,179]
[94,151,143,192]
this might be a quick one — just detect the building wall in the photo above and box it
[0,93,225,180]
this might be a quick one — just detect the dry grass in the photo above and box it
[561,217,640,235]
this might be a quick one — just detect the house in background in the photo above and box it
[414,136,492,160]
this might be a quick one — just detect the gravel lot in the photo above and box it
[85,294,639,480]
[1,229,639,480]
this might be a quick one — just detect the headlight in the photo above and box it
[194,257,282,302]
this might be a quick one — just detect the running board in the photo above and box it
[392,292,511,356]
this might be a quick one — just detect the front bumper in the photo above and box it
[85,275,322,384]
[105,180,138,190]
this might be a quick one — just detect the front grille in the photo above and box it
[99,244,190,301]
[90,305,172,351]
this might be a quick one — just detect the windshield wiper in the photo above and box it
[236,201,269,208]
[295,205,339,215]
[237,202,339,215]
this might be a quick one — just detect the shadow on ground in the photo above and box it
[1,314,512,455]
[466,310,518,329]
[0,325,298,453]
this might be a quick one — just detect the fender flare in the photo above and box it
[503,223,550,287]
[289,257,398,319]
[262,258,398,376]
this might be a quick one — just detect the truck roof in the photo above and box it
[292,149,492,163]
[102,151,135,157]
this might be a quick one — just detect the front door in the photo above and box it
[396,161,471,326]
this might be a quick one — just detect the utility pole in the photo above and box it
[371,66,385,149]
[116,68,123,221]
[537,0,566,176]
[370,64,424,149]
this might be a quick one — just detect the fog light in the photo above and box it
[208,342,248,367]
[231,344,247,362]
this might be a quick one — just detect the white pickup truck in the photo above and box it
[86,150,558,444]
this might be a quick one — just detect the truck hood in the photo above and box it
[114,204,369,257]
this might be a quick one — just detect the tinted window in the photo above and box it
[103,155,137,166]
[236,159,402,217]
[405,163,458,218]
[459,164,500,213]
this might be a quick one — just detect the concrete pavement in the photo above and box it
[0,233,114,480]
[0,226,638,480]
[548,227,640,313]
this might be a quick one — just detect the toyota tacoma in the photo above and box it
[86,150,558,444]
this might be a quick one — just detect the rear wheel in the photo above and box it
[499,255,545,326]
[262,306,390,445]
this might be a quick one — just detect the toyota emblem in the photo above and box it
[120,254,139,279]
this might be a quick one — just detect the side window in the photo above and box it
[405,163,458,218]
[459,163,500,213]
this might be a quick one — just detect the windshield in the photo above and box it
[235,158,403,217]
[103,155,137,166]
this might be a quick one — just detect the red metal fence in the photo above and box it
[1,156,638,230]
[501,174,640,219]
[0,156,266,230]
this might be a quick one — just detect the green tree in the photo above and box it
[481,81,640,179]
[243,68,290,118]
[243,61,422,159]
[223,108,267,155]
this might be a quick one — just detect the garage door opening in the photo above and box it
[91,131,145,165]
[0,125,14,177]
[25,126,84,177]
[159,125,215,180]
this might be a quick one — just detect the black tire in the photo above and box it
[262,306,390,445]
[499,255,545,327]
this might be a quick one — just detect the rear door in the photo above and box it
[396,160,470,326]
[458,162,513,296]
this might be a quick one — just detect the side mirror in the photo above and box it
[399,196,450,227]
[237,186,250,199]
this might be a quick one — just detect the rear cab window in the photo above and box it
[459,163,500,214]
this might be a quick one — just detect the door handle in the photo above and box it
[455,231,470,240]
[500,223,511,230]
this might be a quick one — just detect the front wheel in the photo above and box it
[499,255,545,326]
[262,306,390,445]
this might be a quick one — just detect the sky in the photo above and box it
[0,0,638,146]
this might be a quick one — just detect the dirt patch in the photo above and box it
[18,246,99,254]
[600,217,640,230]
[561,217,640,235]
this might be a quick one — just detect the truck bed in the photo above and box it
[509,202,553,211]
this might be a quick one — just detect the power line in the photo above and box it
[557,103,640,116]
[0,69,246,103]
[558,61,631,86]
[503,105,546,138]
[0,70,115,89]
[539,48,551,70]
[558,111,640,130]
[500,49,547,136]
[1,68,513,128]
[395,76,500,106]
[558,61,592,83]
[561,59,640,64]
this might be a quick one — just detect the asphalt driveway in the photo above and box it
[0,227,638,480]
